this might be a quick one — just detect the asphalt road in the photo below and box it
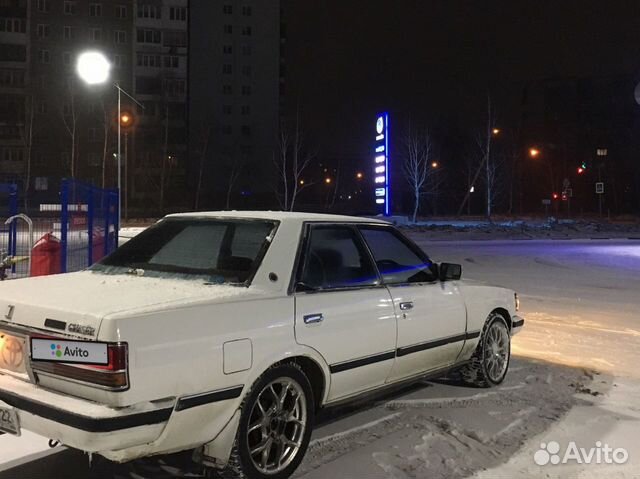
[1,239,638,478]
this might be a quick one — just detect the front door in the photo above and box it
[358,226,467,382]
[294,224,397,402]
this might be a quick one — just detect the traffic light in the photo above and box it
[577,161,587,174]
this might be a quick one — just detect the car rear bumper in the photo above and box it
[0,373,173,452]
[511,315,525,335]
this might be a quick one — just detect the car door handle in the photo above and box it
[399,302,414,311]
[303,313,324,324]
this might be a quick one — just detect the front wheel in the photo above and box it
[223,363,314,479]
[460,313,511,387]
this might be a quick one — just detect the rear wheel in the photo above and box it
[223,363,314,479]
[460,313,511,387]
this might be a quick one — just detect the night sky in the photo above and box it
[284,1,640,160]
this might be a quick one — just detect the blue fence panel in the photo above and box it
[60,179,119,273]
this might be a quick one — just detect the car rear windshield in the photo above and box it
[94,218,278,284]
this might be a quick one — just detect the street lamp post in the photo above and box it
[76,51,142,231]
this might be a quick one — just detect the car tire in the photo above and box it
[460,312,511,388]
[221,363,315,479]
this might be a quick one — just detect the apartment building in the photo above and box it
[188,0,283,208]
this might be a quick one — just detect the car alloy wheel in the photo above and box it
[483,319,510,384]
[246,377,308,475]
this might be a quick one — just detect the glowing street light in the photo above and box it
[431,161,439,168]
[76,51,111,85]
[299,179,305,186]
[325,177,332,185]
[76,50,143,229]
[492,128,500,135]
[529,148,540,158]
[356,172,363,179]
[470,186,475,193]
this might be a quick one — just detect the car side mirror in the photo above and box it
[439,262,462,281]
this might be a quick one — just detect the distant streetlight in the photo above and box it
[120,113,131,126]
[325,177,332,184]
[356,172,363,179]
[299,179,305,186]
[431,161,439,168]
[469,186,475,193]
[529,148,540,158]
[76,50,143,230]
[492,128,500,136]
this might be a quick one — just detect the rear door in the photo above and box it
[293,224,397,402]
[358,226,467,382]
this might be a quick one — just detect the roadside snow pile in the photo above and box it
[402,218,640,240]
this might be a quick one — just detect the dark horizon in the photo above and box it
[284,0,640,157]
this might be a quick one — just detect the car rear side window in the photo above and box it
[359,227,435,284]
[97,219,276,284]
[298,225,379,290]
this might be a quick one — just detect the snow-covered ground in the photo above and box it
[1,237,639,478]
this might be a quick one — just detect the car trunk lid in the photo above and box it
[0,270,259,337]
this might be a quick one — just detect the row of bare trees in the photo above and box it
[191,100,522,217]
[402,97,522,222]
[18,78,115,200]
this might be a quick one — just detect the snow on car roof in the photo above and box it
[165,211,390,225]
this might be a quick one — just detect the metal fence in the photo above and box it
[0,184,19,278]
[0,180,119,280]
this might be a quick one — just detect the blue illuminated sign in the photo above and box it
[374,113,390,216]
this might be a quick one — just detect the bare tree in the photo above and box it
[457,96,498,218]
[402,127,434,223]
[194,125,211,210]
[60,79,80,178]
[225,158,243,209]
[463,147,479,215]
[159,102,169,213]
[100,98,111,189]
[274,113,315,211]
[288,112,315,211]
[504,132,521,215]
[19,95,35,209]
[273,128,290,210]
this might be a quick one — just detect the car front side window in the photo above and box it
[298,225,379,291]
[359,227,436,284]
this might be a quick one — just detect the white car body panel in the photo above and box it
[0,211,523,466]
[386,281,468,381]
[295,288,397,401]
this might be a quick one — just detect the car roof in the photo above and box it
[164,211,390,225]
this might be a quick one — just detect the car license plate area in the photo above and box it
[0,404,20,436]
[0,332,28,375]
[31,338,108,365]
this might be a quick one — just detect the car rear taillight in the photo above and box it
[32,342,129,391]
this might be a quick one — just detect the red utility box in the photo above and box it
[30,233,61,277]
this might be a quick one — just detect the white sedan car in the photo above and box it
[0,212,523,478]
